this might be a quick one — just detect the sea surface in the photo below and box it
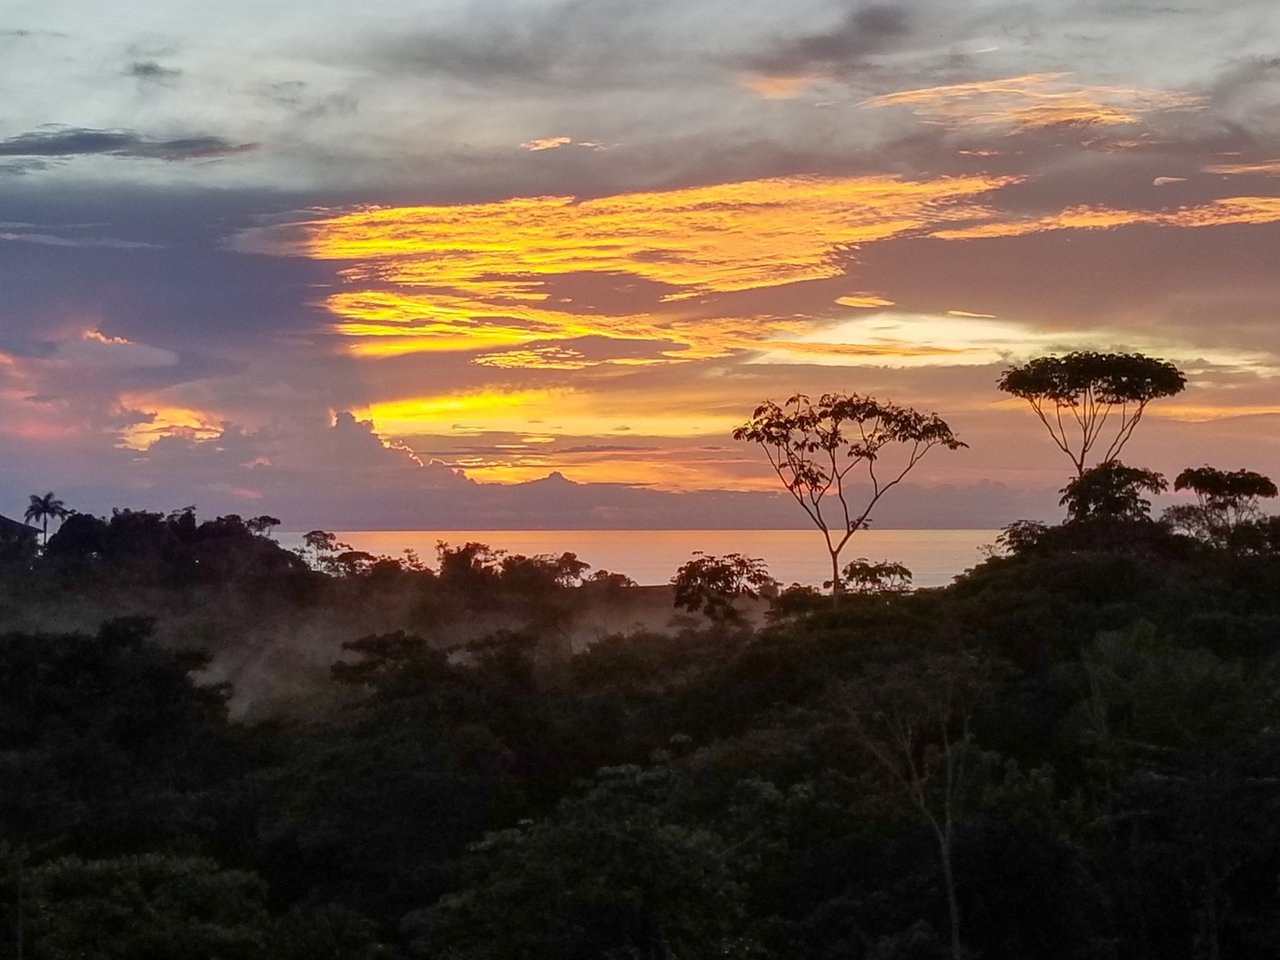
[277,529,1000,588]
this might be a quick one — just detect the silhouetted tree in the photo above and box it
[733,393,964,598]
[23,492,68,546]
[840,557,913,595]
[998,352,1185,477]
[246,515,282,537]
[671,552,774,625]
[1165,466,1277,547]
[1060,460,1167,524]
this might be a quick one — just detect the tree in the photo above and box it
[671,552,774,625]
[733,393,965,598]
[408,766,753,959]
[13,854,270,960]
[832,653,1004,960]
[1059,460,1167,524]
[1164,466,1277,547]
[997,352,1185,478]
[23,493,68,546]
[840,557,913,595]
[245,514,282,537]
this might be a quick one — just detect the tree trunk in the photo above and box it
[939,834,962,960]
[829,551,842,607]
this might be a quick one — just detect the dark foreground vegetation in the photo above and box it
[3,496,1280,960]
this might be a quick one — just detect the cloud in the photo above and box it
[57,330,180,370]
[473,346,595,370]
[368,0,701,92]
[0,327,233,451]
[862,72,1201,131]
[744,4,913,75]
[0,128,255,161]
[931,196,1280,239]
[738,74,821,100]
[127,60,182,84]
[0,28,67,40]
[1204,159,1280,175]
[241,172,1015,361]
[520,136,573,152]
[9,408,1033,531]
[0,230,160,250]
[836,294,895,308]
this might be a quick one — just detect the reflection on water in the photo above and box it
[277,529,999,588]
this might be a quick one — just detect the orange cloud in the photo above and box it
[1204,160,1280,176]
[739,73,820,100]
[932,197,1280,239]
[863,72,1199,131]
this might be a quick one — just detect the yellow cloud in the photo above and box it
[282,174,1012,294]
[246,173,1015,361]
[520,136,574,152]
[366,384,742,441]
[118,404,223,450]
[863,72,1199,131]
[472,347,596,370]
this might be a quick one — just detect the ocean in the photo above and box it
[277,529,1000,588]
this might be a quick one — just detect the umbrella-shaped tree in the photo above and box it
[997,352,1185,478]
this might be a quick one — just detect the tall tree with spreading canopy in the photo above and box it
[733,393,965,597]
[997,352,1185,477]
[23,492,68,546]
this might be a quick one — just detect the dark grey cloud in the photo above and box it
[0,128,254,161]
[0,159,50,177]
[745,3,914,75]
[127,60,182,83]
[369,0,699,91]
[253,80,358,120]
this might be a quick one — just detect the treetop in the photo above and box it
[1174,466,1278,501]
[997,352,1186,405]
[733,392,967,456]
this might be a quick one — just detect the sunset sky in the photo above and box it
[2,0,1279,529]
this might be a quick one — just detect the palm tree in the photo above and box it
[24,492,68,546]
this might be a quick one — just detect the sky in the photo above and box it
[2,0,1279,530]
